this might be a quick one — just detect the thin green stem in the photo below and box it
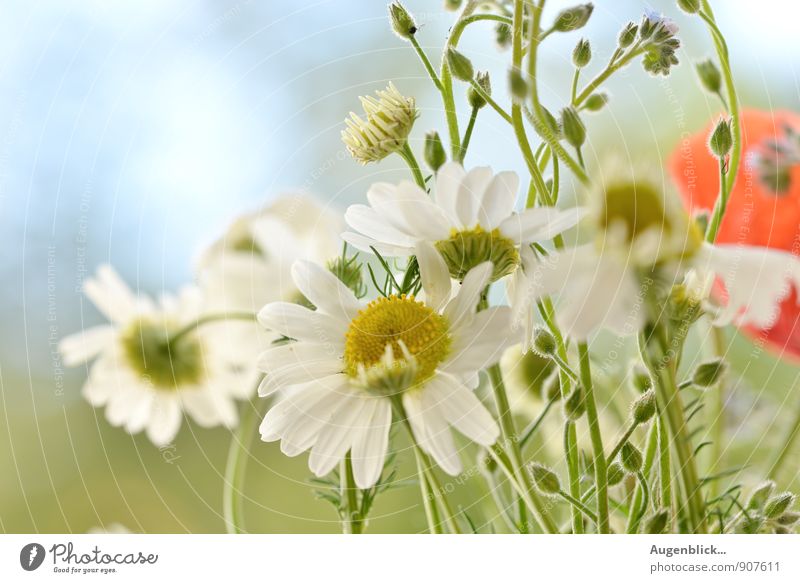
[468,80,512,124]
[578,342,610,533]
[657,412,673,511]
[768,402,800,480]
[413,447,443,534]
[398,142,426,189]
[573,43,645,106]
[340,453,363,534]
[171,311,256,346]
[705,157,729,243]
[223,392,265,534]
[409,35,442,91]
[707,325,727,498]
[606,421,638,466]
[459,106,480,162]
[519,396,556,448]
[571,68,580,105]
[626,421,659,533]
[558,490,598,523]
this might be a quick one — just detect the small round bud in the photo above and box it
[777,511,800,526]
[620,442,643,473]
[468,71,491,109]
[495,23,512,50]
[553,3,594,33]
[444,0,462,11]
[645,509,670,533]
[607,462,625,486]
[765,492,795,519]
[561,107,586,149]
[446,47,474,82]
[692,358,727,387]
[630,364,653,393]
[535,106,562,141]
[531,327,557,357]
[530,463,561,494]
[677,0,701,14]
[747,481,776,511]
[388,2,416,40]
[573,38,592,68]
[583,92,608,112]
[632,389,657,424]
[696,59,722,95]
[564,386,585,420]
[508,67,528,102]
[709,118,733,158]
[618,22,638,48]
[424,131,446,172]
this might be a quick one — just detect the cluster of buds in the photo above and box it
[640,12,681,76]
[737,481,799,534]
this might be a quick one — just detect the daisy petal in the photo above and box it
[499,206,587,244]
[257,342,341,396]
[428,374,499,446]
[444,261,493,328]
[351,398,392,489]
[146,396,182,446]
[258,302,347,345]
[291,260,362,321]
[415,241,452,312]
[59,325,116,366]
[344,204,417,247]
[341,232,414,257]
[456,167,493,228]
[445,306,516,373]
[478,171,519,230]
[308,393,369,477]
[434,162,467,225]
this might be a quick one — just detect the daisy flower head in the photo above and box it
[60,266,250,446]
[257,242,515,488]
[521,160,800,341]
[342,161,586,282]
[341,82,417,164]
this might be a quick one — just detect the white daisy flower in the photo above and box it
[257,242,514,488]
[342,162,586,283]
[60,266,251,446]
[517,171,800,340]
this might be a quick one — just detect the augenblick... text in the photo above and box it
[650,544,723,558]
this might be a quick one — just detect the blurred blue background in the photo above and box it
[1,0,799,533]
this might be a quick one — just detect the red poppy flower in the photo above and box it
[669,109,800,359]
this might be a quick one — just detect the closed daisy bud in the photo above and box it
[530,463,561,494]
[388,2,416,40]
[553,3,594,33]
[696,59,722,95]
[583,92,608,112]
[531,327,557,357]
[564,386,585,420]
[495,22,512,50]
[573,38,592,68]
[645,509,670,533]
[342,83,418,164]
[468,71,491,109]
[632,389,657,424]
[424,131,447,172]
[618,22,638,48]
[677,0,701,14]
[630,363,653,393]
[765,493,795,519]
[709,118,733,158]
[748,481,776,511]
[621,442,643,473]
[508,67,528,102]
[561,107,586,149]
[692,358,726,387]
[607,462,626,486]
[446,47,474,81]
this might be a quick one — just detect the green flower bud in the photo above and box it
[583,92,608,112]
[696,59,722,95]
[424,131,447,172]
[495,23,512,50]
[630,364,653,393]
[777,511,800,526]
[388,2,416,40]
[573,38,592,68]
[747,481,776,511]
[765,493,795,519]
[561,106,586,149]
[645,509,670,533]
[618,22,638,48]
[508,67,528,102]
[709,118,733,158]
[564,386,585,421]
[531,327,557,357]
[692,358,726,387]
[326,255,365,298]
[468,71,491,109]
[607,462,625,486]
[632,389,657,424]
[530,463,561,494]
[534,106,562,141]
[446,47,474,82]
[553,3,594,33]
[621,442,643,473]
[444,0,462,11]
[677,0,701,14]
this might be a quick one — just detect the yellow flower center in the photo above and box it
[120,318,205,391]
[343,295,451,387]
[435,226,519,281]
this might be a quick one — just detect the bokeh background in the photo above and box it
[2,0,799,533]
